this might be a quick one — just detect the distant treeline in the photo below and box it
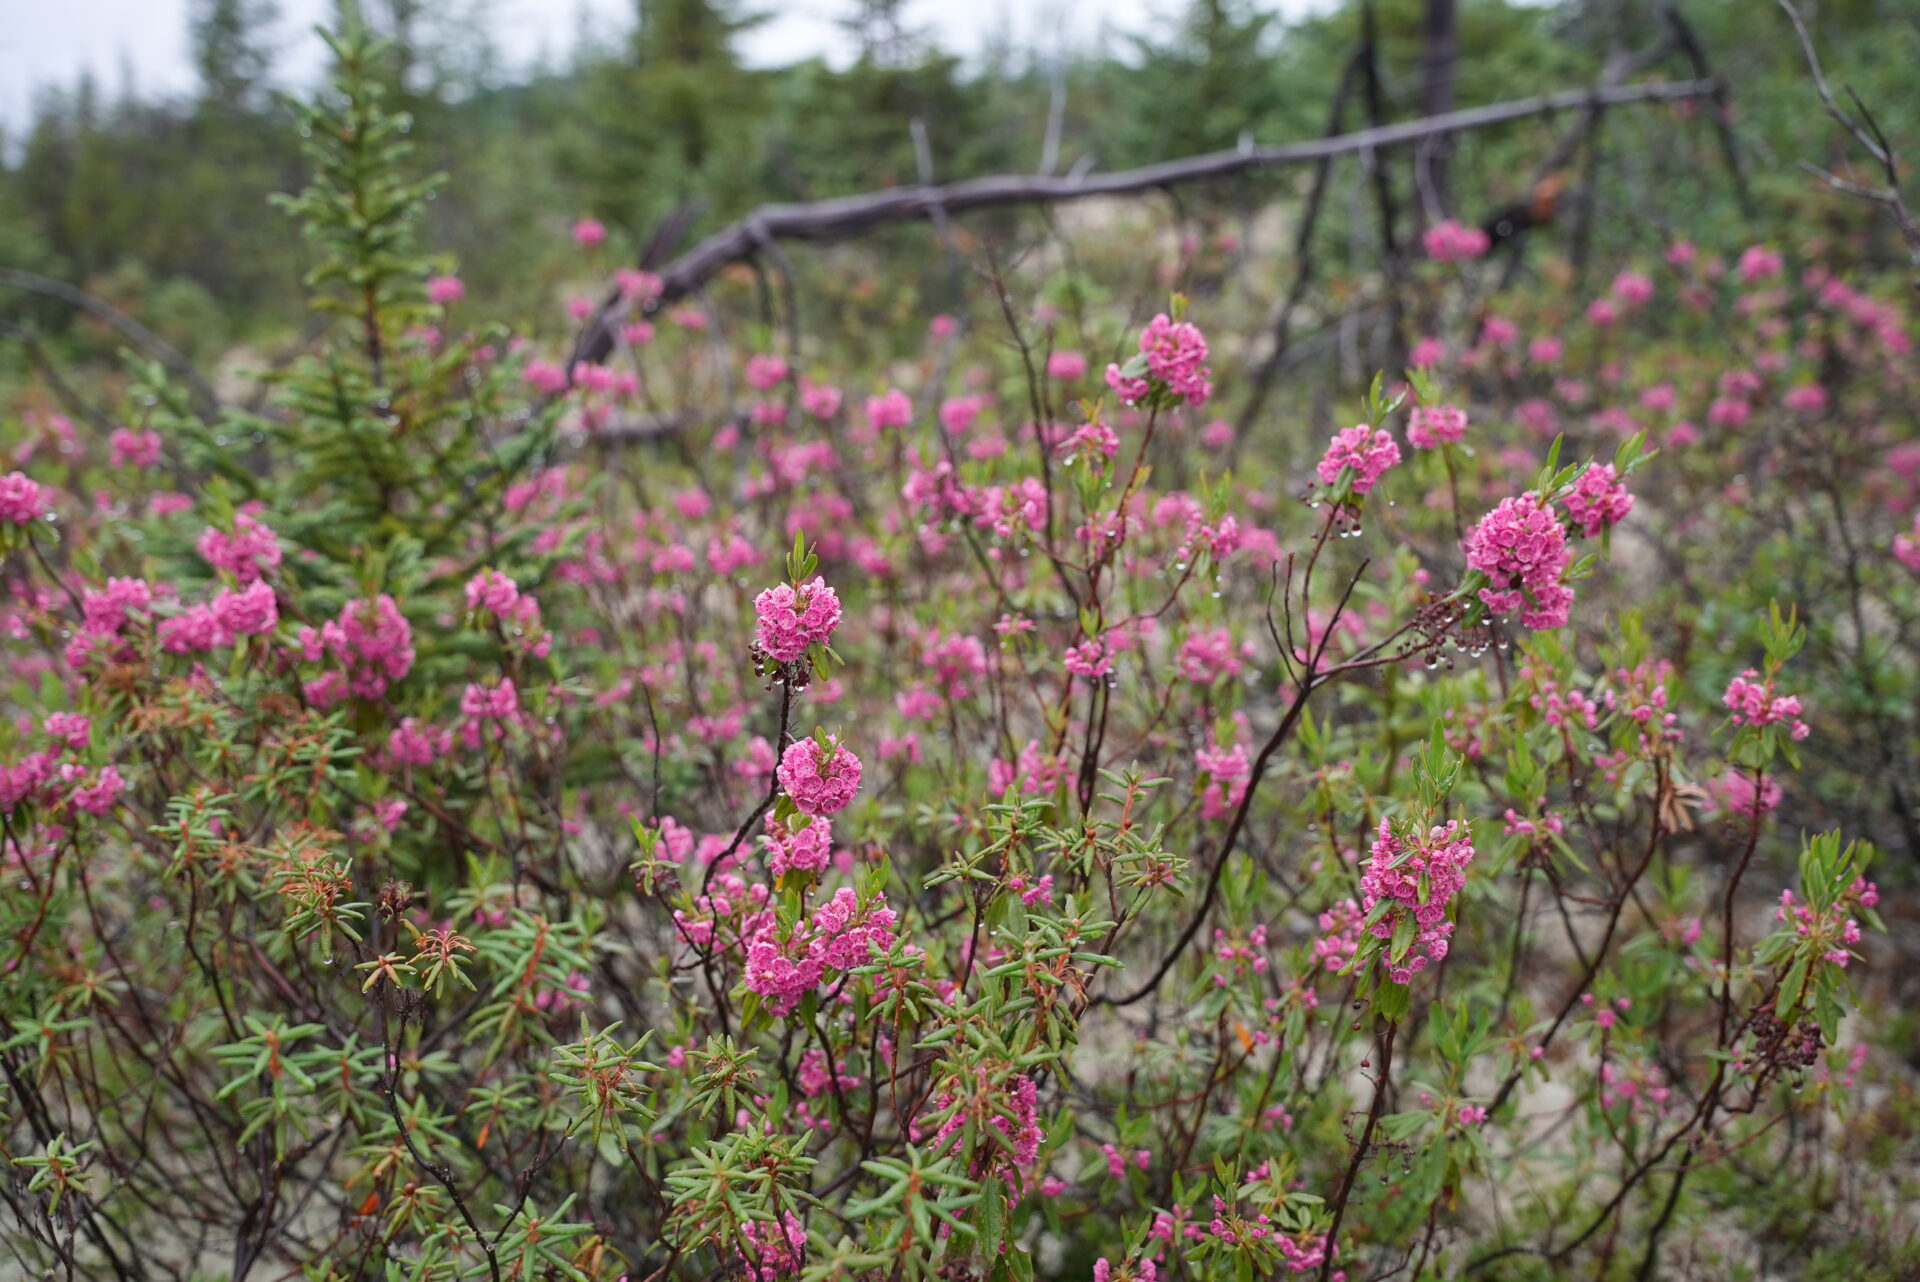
[0,0,1911,360]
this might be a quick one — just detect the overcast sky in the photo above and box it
[0,0,1335,136]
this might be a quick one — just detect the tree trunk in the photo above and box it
[1417,0,1459,216]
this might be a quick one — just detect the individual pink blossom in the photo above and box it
[1561,463,1634,537]
[1408,405,1467,450]
[571,218,607,247]
[754,576,842,664]
[939,395,984,435]
[426,275,464,304]
[794,378,840,418]
[458,679,523,748]
[1316,425,1401,494]
[1409,336,1446,368]
[777,736,862,817]
[388,718,450,767]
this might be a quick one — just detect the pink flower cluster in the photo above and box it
[1201,1196,1328,1273]
[1063,636,1113,680]
[458,678,524,749]
[157,580,279,653]
[743,887,898,1015]
[1728,671,1797,740]
[866,389,913,433]
[1407,404,1467,450]
[1314,899,1363,974]
[1776,877,1877,969]
[1359,817,1476,985]
[1896,513,1920,572]
[1091,1257,1157,1282]
[0,472,47,524]
[764,813,833,878]
[776,736,862,817]
[1464,494,1575,630]
[109,428,163,468]
[1720,768,1782,817]
[1,713,125,816]
[465,570,549,656]
[735,1210,806,1281]
[1722,670,1810,740]
[928,1070,1043,1176]
[1106,313,1213,408]
[754,576,842,664]
[65,577,156,667]
[1561,463,1635,537]
[1423,219,1490,262]
[296,595,415,705]
[1315,425,1401,495]
[1196,740,1251,821]
[197,514,282,584]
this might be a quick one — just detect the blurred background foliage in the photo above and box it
[2,0,1913,375]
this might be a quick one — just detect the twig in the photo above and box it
[1776,0,1920,256]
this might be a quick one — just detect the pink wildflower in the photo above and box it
[754,576,842,664]
[1316,425,1401,494]
[1465,494,1575,630]
[1561,463,1634,537]
[1408,405,1467,450]
[777,736,862,817]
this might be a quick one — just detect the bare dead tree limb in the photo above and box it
[566,78,1721,371]
[0,320,119,436]
[1233,50,1366,444]
[1358,3,1411,374]
[0,269,223,421]
[1662,2,1754,217]
[1776,0,1920,259]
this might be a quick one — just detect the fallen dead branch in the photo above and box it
[568,78,1721,370]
